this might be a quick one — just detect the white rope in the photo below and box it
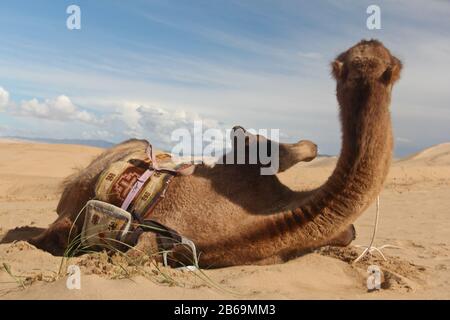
[352,195,401,264]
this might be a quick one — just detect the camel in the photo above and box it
[30,39,402,269]
[29,127,324,255]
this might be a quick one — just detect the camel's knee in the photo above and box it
[325,224,356,247]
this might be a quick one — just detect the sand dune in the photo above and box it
[400,143,450,166]
[1,139,449,299]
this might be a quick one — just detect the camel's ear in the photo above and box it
[391,56,403,82]
[231,126,246,144]
[331,60,345,80]
[231,125,246,134]
[231,125,257,146]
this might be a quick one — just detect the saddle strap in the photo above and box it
[140,219,182,250]
[122,144,194,213]
[121,169,154,211]
[129,217,198,268]
[121,144,174,212]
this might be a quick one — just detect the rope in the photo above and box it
[352,195,401,264]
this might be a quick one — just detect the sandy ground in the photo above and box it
[0,138,449,299]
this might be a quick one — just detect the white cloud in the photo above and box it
[111,102,224,150]
[114,102,144,137]
[0,87,9,110]
[15,95,97,124]
[1,86,225,148]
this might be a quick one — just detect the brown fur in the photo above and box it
[30,39,401,268]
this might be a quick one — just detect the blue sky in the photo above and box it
[0,0,449,156]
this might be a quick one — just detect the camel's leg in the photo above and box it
[125,232,160,260]
[149,224,356,269]
[128,232,198,268]
[252,225,357,266]
[253,225,356,266]
[323,224,356,247]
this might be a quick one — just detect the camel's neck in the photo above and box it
[196,80,394,267]
[313,80,394,221]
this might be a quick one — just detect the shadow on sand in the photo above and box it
[0,226,45,244]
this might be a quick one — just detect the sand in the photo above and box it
[1,138,449,299]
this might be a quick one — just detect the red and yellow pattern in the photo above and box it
[94,149,192,220]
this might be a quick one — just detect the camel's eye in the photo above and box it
[381,62,402,85]
[381,67,393,84]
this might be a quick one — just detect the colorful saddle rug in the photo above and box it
[94,143,194,221]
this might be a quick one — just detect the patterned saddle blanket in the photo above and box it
[94,142,194,221]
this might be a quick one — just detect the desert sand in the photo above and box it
[0,139,449,299]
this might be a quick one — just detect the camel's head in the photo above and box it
[278,139,318,172]
[331,39,402,88]
[229,126,318,173]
